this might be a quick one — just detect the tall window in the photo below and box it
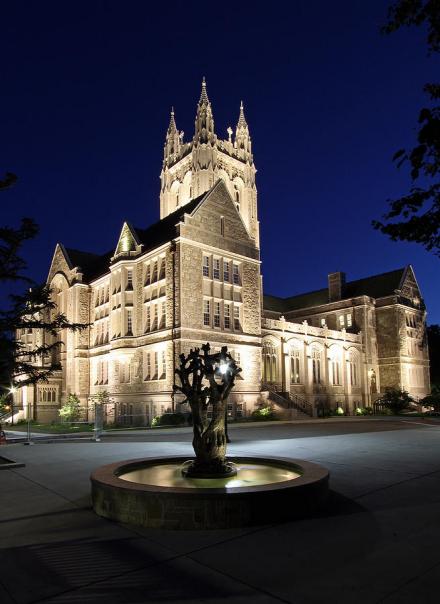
[290,348,301,384]
[144,264,151,286]
[126,270,133,291]
[160,350,166,379]
[203,299,211,326]
[233,264,240,285]
[263,344,277,383]
[203,255,210,277]
[160,301,166,329]
[154,352,159,379]
[346,314,352,328]
[312,349,321,384]
[329,348,342,385]
[214,301,221,327]
[224,303,231,329]
[234,306,241,331]
[223,260,230,282]
[126,310,133,336]
[213,258,220,280]
[159,259,166,280]
[144,352,151,380]
[151,261,158,283]
[339,315,345,328]
[348,352,358,386]
[144,305,150,333]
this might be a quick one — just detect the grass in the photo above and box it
[10,421,94,433]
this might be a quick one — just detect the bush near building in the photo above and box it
[377,388,414,415]
[58,393,82,422]
[151,412,186,427]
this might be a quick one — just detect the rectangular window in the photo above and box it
[203,255,210,277]
[126,310,133,335]
[233,264,240,285]
[144,264,151,286]
[234,306,241,331]
[145,305,150,333]
[160,301,166,328]
[332,361,341,385]
[160,350,166,379]
[213,258,220,280]
[152,304,158,330]
[339,315,345,328]
[223,260,230,282]
[224,303,231,329]
[151,261,158,282]
[320,318,326,327]
[203,299,211,326]
[159,259,166,280]
[214,301,221,327]
[145,352,151,380]
[220,216,225,236]
[346,314,352,327]
[154,351,159,379]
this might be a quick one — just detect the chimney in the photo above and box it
[328,272,346,302]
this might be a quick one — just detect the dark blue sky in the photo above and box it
[1,1,439,322]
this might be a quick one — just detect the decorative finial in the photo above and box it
[237,100,248,130]
[167,107,177,133]
[199,77,210,104]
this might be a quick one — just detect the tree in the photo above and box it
[0,172,17,191]
[379,387,414,414]
[59,393,82,422]
[0,216,87,390]
[372,1,440,256]
[174,343,241,477]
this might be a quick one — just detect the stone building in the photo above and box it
[14,81,430,423]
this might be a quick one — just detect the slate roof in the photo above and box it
[264,267,406,314]
[63,193,206,284]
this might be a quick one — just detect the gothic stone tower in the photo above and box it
[160,79,259,246]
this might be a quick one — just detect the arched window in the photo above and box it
[290,345,301,384]
[329,347,342,386]
[348,351,358,386]
[263,343,278,383]
[311,348,322,384]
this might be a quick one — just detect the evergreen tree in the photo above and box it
[0,182,87,389]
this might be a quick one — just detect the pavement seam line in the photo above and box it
[8,468,87,508]
[353,466,440,501]
[376,557,440,603]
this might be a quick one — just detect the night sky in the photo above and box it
[1,1,439,323]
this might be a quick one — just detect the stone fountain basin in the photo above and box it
[91,456,329,530]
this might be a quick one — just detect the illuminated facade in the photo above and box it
[15,81,430,423]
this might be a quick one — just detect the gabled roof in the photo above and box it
[133,192,205,252]
[61,192,207,284]
[264,267,407,314]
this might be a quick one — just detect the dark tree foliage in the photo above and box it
[373,0,440,256]
[0,172,17,190]
[427,324,440,385]
[379,387,414,413]
[0,216,87,390]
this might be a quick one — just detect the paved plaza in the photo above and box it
[1,418,440,603]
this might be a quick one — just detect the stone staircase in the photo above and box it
[263,386,314,420]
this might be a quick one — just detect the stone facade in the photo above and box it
[14,82,430,424]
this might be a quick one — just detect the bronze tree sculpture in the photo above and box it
[174,343,241,477]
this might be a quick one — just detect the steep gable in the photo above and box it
[47,244,77,285]
[113,222,143,259]
[180,180,258,259]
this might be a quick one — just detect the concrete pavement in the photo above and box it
[1,418,440,603]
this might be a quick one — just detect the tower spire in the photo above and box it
[167,106,177,134]
[194,77,215,144]
[237,100,248,130]
[199,76,210,105]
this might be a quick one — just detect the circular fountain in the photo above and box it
[91,345,329,529]
[91,455,328,529]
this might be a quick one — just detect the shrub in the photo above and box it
[152,412,186,427]
[251,406,277,421]
[377,388,414,414]
[58,393,82,422]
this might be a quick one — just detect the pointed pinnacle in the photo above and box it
[168,106,177,133]
[237,100,248,129]
[199,76,210,105]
